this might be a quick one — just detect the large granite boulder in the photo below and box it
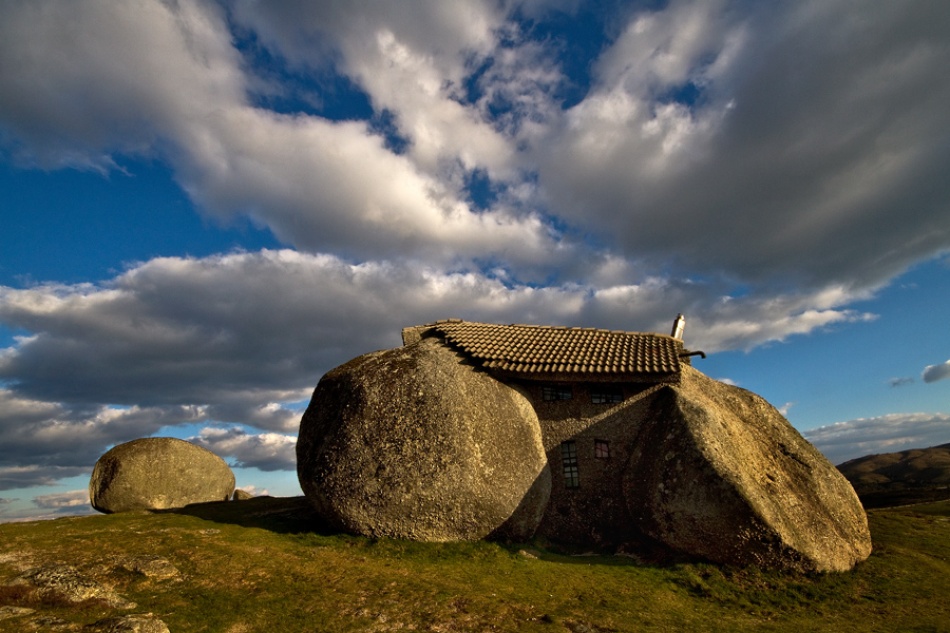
[623,366,872,572]
[90,438,235,513]
[297,337,550,541]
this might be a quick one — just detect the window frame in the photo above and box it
[590,386,624,404]
[542,385,573,401]
[560,441,580,489]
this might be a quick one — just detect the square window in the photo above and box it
[595,440,610,459]
[591,387,623,404]
[542,385,573,401]
[560,441,579,488]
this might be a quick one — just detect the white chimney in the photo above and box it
[671,313,685,340]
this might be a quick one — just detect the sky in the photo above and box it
[0,0,948,522]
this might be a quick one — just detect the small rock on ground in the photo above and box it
[0,605,35,620]
[88,614,171,632]
[115,556,180,581]
[14,564,136,609]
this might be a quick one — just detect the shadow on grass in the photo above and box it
[509,536,692,568]
[161,496,673,568]
[856,488,950,509]
[160,496,336,535]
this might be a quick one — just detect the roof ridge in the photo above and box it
[418,319,682,379]
[425,319,660,339]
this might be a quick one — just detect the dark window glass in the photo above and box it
[542,385,573,401]
[591,386,623,404]
[561,441,579,488]
[595,440,610,459]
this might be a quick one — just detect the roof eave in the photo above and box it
[486,369,681,384]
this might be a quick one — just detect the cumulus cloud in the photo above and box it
[191,427,296,472]
[2,0,945,295]
[804,412,950,465]
[231,0,522,177]
[0,465,89,491]
[0,490,94,522]
[0,389,211,490]
[0,250,875,417]
[537,0,950,291]
[178,108,556,266]
[33,489,90,511]
[0,248,881,490]
[923,361,950,384]
[0,0,245,170]
[1,0,949,506]
[234,485,269,497]
[0,0,558,270]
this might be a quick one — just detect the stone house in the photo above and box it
[298,316,871,571]
[399,317,704,545]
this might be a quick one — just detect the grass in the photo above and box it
[2,497,949,632]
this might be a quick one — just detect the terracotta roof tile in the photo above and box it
[425,320,682,380]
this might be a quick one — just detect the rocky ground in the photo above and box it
[0,547,176,631]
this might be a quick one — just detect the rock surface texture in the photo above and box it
[623,366,872,572]
[297,327,872,571]
[90,438,235,513]
[13,564,135,608]
[90,614,171,632]
[297,337,551,541]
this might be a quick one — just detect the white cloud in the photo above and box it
[0,388,213,490]
[0,0,245,170]
[234,485,269,497]
[0,0,949,497]
[231,0,521,178]
[594,0,741,100]
[178,107,555,265]
[0,491,96,522]
[33,489,90,511]
[0,248,889,489]
[804,412,950,465]
[0,0,557,269]
[0,464,89,491]
[0,250,879,418]
[537,0,950,292]
[922,360,950,384]
[1,0,948,297]
[191,427,296,472]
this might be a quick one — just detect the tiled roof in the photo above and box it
[425,320,682,380]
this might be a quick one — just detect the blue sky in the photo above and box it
[1,0,948,521]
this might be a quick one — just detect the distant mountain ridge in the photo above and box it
[837,443,950,508]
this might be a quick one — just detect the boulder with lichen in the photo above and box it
[623,366,872,572]
[296,337,550,542]
[90,438,235,514]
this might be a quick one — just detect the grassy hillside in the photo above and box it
[838,443,950,508]
[2,497,949,632]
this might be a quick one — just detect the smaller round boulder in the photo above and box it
[90,438,235,513]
